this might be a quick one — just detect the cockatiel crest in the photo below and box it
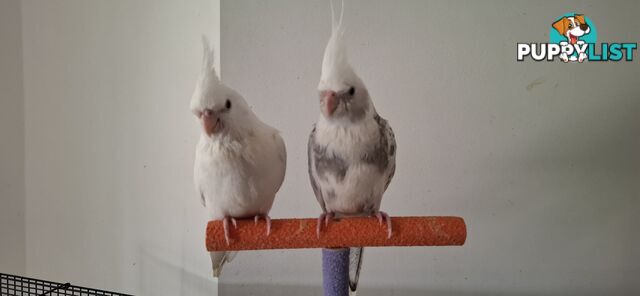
[319,0,359,91]
[190,36,249,119]
[190,36,220,115]
[190,36,254,139]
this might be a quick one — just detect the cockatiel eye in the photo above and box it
[225,99,232,109]
[348,87,355,95]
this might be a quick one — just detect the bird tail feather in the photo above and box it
[210,251,237,278]
[349,247,364,294]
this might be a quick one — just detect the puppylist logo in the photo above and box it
[518,13,637,62]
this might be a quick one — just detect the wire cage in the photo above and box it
[1,273,132,296]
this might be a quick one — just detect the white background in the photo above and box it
[2,0,640,295]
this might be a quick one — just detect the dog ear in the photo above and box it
[552,17,569,36]
[574,14,586,25]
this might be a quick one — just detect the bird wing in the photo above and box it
[308,125,327,213]
[378,114,396,191]
[272,131,287,194]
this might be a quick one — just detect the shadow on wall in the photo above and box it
[137,249,218,296]
[179,269,219,296]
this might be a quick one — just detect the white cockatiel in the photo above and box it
[308,1,396,294]
[191,37,287,278]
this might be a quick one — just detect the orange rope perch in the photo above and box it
[206,216,466,252]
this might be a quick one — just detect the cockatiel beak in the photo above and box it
[321,90,338,117]
[200,109,222,136]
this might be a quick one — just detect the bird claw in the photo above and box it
[317,212,334,238]
[254,214,272,236]
[222,216,240,245]
[265,216,271,236]
[374,211,393,239]
[222,217,233,245]
[316,213,325,239]
[231,217,238,229]
[325,212,334,226]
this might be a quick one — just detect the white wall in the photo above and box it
[220,0,640,295]
[11,0,640,295]
[0,0,26,275]
[21,0,220,295]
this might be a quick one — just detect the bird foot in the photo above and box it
[316,212,335,238]
[373,211,393,239]
[254,214,272,236]
[222,216,238,245]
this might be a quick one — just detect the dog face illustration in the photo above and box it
[552,14,591,44]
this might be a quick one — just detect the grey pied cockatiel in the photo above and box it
[191,37,287,278]
[308,1,396,294]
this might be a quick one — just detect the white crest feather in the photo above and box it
[320,0,356,86]
[190,35,221,114]
[200,35,219,82]
[330,0,344,34]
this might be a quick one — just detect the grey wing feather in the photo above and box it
[375,114,396,191]
[308,125,326,212]
[384,120,396,191]
[385,163,396,191]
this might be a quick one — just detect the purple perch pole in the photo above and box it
[322,248,350,296]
